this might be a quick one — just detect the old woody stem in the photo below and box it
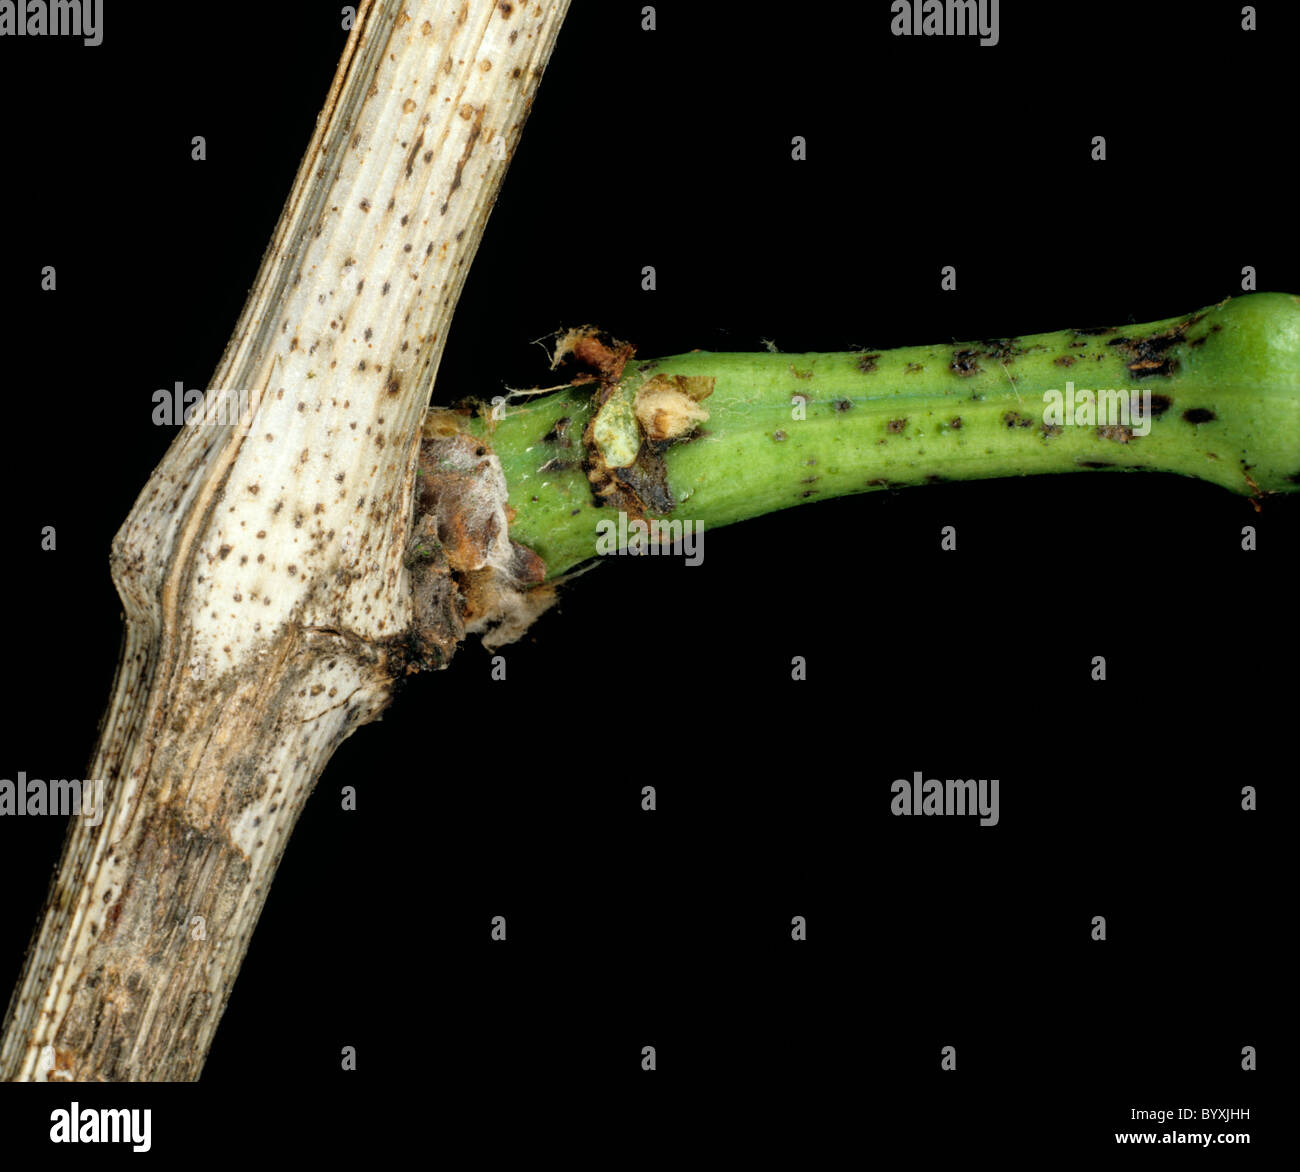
[1,0,571,1081]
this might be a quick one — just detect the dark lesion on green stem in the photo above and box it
[978,338,1022,362]
[608,447,675,513]
[1105,310,1209,379]
[541,416,573,446]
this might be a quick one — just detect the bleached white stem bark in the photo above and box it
[1,0,570,1081]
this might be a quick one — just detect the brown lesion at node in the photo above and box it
[550,325,636,385]
[886,418,907,433]
[905,362,924,374]
[1182,407,1216,424]
[856,353,882,373]
[1097,424,1134,443]
[548,327,694,521]
[1054,355,1076,367]
[951,350,982,376]
[421,407,469,439]
[634,374,713,442]
[1040,423,1063,438]
[1003,412,1034,428]
[408,428,555,669]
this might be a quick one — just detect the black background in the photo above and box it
[0,0,1292,1159]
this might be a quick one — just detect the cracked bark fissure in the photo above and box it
[1,0,571,1081]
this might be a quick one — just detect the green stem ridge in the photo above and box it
[465,293,1300,579]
